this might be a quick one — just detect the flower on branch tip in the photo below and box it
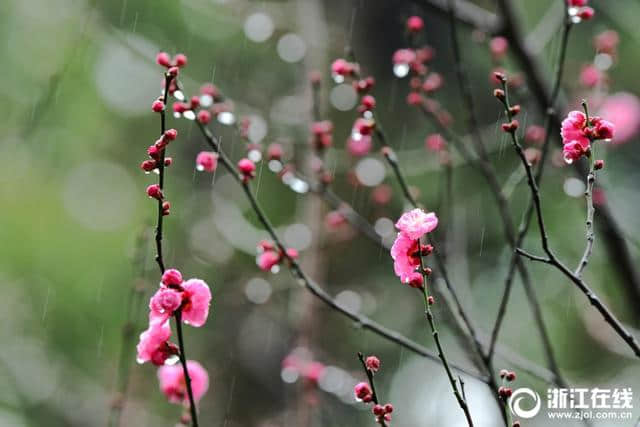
[365,356,380,372]
[395,208,438,240]
[162,268,183,287]
[158,360,209,405]
[561,110,615,163]
[156,52,188,69]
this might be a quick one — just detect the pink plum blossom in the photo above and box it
[149,288,183,323]
[158,360,209,404]
[394,208,438,240]
[258,250,281,271]
[136,320,173,365]
[180,279,212,327]
[196,151,218,172]
[561,111,589,148]
[390,233,421,284]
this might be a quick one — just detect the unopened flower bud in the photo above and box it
[197,110,212,125]
[146,184,163,200]
[162,268,183,286]
[156,52,171,67]
[365,356,380,372]
[173,53,187,67]
[152,100,165,112]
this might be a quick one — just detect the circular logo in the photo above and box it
[509,388,542,419]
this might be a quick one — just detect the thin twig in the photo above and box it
[357,352,388,427]
[496,0,640,305]
[488,8,573,363]
[575,158,596,277]
[193,120,485,381]
[498,78,640,358]
[418,239,474,427]
[153,72,198,427]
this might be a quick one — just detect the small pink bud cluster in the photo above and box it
[142,128,178,212]
[391,22,451,120]
[136,269,212,366]
[498,369,517,400]
[195,151,218,172]
[355,355,394,424]
[237,158,256,181]
[156,52,187,94]
[331,58,359,80]
[173,83,229,123]
[561,110,614,163]
[256,240,299,272]
[390,209,438,287]
[567,0,594,21]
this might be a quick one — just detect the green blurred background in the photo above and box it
[1,0,640,425]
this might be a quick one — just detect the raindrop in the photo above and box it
[332,74,345,84]
[268,160,283,172]
[183,110,196,120]
[218,111,236,125]
[277,33,306,63]
[196,164,205,172]
[594,53,613,71]
[173,90,185,101]
[244,13,274,43]
[290,178,309,193]
[281,366,299,383]
[363,110,373,119]
[270,264,281,274]
[165,354,180,365]
[393,63,410,78]
[173,112,182,119]
[248,149,262,163]
[200,94,213,107]
[570,15,582,24]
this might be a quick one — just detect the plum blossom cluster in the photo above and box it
[498,369,520,426]
[136,269,212,365]
[391,17,453,127]
[329,57,378,159]
[256,240,299,273]
[172,82,234,124]
[560,110,614,163]
[142,127,178,215]
[155,52,187,99]
[390,209,438,287]
[566,0,595,23]
[136,269,211,406]
[354,355,394,425]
